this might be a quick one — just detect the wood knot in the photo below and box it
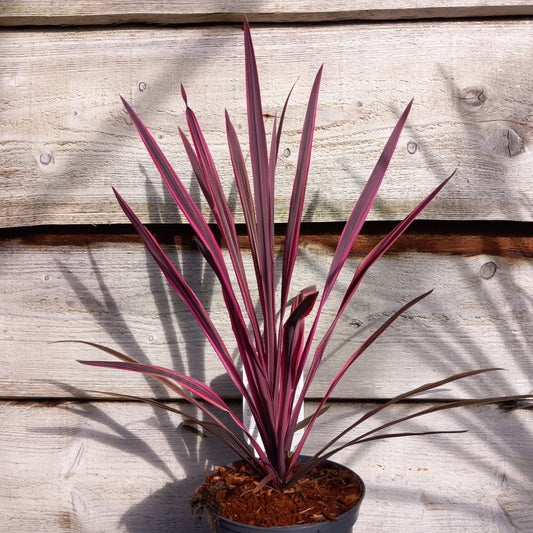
[458,87,486,110]
[479,261,498,280]
[484,124,524,158]
[503,128,523,157]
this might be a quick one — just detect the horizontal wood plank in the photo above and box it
[1,1,533,26]
[1,21,532,228]
[1,239,531,399]
[1,400,531,531]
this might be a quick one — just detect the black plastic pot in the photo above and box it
[203,458,365,533]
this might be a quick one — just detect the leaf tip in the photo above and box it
[181,84,188,105]
[120,95,132,112]
[112,187,124,202]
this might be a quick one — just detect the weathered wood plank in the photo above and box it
[1,400,531,531]
[1,1,533,26]
[1,239,531,399]
[1,21,532,228]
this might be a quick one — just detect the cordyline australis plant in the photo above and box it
[79,20,530,490]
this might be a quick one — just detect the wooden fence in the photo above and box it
[1,2,532,531]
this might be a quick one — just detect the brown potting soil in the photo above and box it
[191,459,363,527]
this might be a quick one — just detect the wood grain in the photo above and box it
[1,400,531,532]
[1,8,533,530]
[1,239,531,400]
[1,1,533,25]
[1,21,532,228]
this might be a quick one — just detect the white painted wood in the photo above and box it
[1,1,532,25]
[1,21,532,228]
[1,241,531,399]
[1,400,531,532]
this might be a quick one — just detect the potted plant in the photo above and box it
[78,19,531,531]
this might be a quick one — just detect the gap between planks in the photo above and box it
[1,2,533,27]
[1,221,532,258]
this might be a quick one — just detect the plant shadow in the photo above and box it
[41,40,532,530]
[51,168,244,529]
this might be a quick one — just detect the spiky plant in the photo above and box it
[79,20,531,490]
